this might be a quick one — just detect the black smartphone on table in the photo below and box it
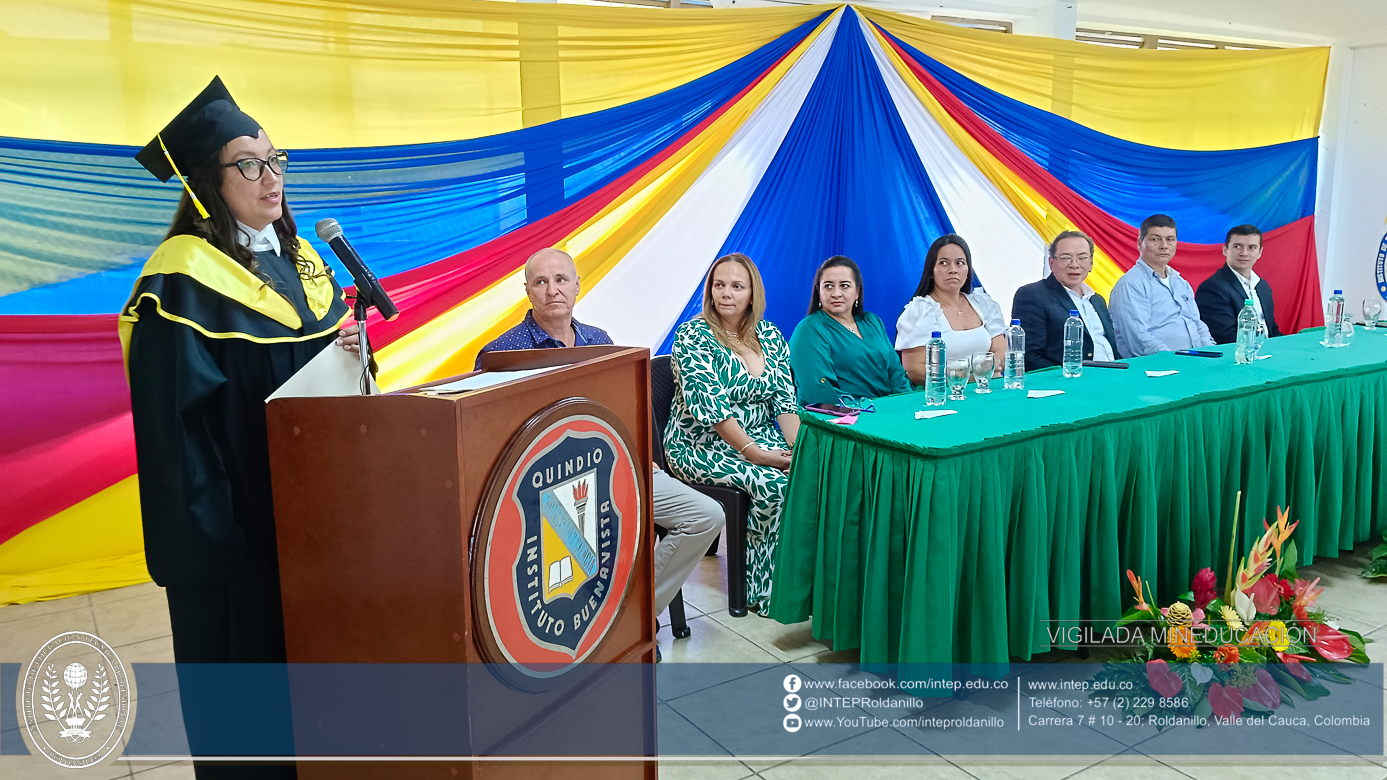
[805,403,858,416]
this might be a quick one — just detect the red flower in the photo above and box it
[1276,651,1314,681]
[1212,645,1239,664]
[1127,569,1150,612]
[1307,624,1354,661]
[1242,668,1281,709]
[1277,577,1296,601]
[1191,567,1218,611]
[1292,603,1310,627]
[1238,621,1269,646]
[1146,660,1184,698]
[1249,575,1281,615]
[1207,682,1244,721]
[1292,577,1324,611]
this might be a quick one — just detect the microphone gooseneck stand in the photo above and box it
[354,292,374,395]
[315,217,400,396]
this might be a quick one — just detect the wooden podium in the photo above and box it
[267,346,657,779]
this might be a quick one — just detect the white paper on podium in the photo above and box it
[267,344,379,402]
[415,367,555,396]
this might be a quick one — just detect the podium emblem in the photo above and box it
[474,398,643,679]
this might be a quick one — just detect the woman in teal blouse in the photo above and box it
[789,256,911,406]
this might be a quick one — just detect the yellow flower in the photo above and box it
[1220,605,1244,631]
[1168,626,1197,660]
[1265,620,1290,652]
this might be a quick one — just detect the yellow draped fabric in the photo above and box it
[0,477,150,605]
[375,10,839,389]
[0,0,830,148]
[858,7,1328,151]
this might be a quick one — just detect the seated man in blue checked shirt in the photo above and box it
[1109,213,1215,357]
[475,249,724,659]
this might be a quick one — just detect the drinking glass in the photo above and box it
[946,356,971,401]
[1363,300,1382,331]
[971,352,996,394]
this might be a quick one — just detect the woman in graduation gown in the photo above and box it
[120,77,356,671]
[788,256,911,406]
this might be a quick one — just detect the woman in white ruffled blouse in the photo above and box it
[895,233,1008,386]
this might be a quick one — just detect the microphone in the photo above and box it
[315,218,400,321]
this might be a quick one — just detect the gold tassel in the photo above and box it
[157,133,209,220]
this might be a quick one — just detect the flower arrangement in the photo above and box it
[1090,505,1372,728]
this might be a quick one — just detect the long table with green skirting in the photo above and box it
[768,329,1387,665]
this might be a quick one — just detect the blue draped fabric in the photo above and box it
[880,28,1317,245]
[660,8,953,355]
[0,12,828,315]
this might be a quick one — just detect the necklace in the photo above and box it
[931,292,967,316]
[727,331,742,344]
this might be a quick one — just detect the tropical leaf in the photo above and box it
[1269,667,1308,698]
[1280,540,1297,579]
[1192,696,1213,722]
[1340,628,1372,664]
[1308,664,1354,685]
[1302,681,1331,700]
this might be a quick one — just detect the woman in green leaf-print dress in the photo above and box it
[664,253,800,614]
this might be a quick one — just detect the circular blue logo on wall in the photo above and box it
[1376,229,1387,301]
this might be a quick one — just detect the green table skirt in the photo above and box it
[769,334,1387,665]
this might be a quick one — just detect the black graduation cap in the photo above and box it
[134,76,261,184]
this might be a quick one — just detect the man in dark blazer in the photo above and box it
[1196,224,1282,344]
[1011,230,1122,371]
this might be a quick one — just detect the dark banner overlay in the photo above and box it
[4,663,1381,759]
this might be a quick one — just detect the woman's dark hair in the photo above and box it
[807,255,865,316]
[912,233,973,297]
[163,146,317,282]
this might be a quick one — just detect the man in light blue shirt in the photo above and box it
[1109,214,1214,356]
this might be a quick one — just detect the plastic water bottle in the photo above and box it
[925,331,947,406]
[1004,319,1025,390]
[1062,310,1084,378]
[1235,299,1258,364]
[1326,290,1345,347]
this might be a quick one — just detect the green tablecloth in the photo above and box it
[769,330,1387,665]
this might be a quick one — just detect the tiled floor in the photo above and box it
[3,536,1385,779]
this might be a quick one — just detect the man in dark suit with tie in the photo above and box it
[1011,230,1122,371]
[1195,224,1282,344]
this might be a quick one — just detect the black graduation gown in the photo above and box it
[121,236,349,664]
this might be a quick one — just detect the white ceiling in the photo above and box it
[1082,0,1387,45]
[745,0,1387,45]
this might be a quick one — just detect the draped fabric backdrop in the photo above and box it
[0,1,1327,604]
